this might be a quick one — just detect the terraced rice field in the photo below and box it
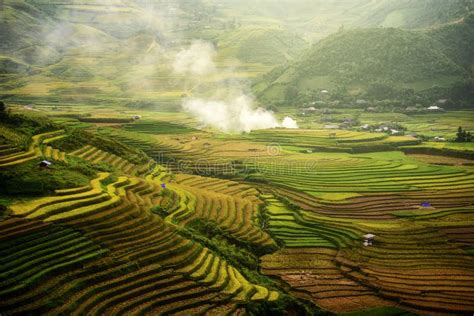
[2,182,278,314]
[0,133,279,314]
[167,174,275,247]
[2,0,474,313]
[1,118,474,315]
[0,130,67,168]
[98,127,236,174]
[234,129,421,153]
[257,153,474,315]
[70,145,152,176]
[249,151,474,195]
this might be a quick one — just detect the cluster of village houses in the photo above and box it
[299,91,449,141]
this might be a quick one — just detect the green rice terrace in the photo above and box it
[1,0,474,315]
[0,103,473,315]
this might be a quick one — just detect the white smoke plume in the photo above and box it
[281,117,299,129]
[183,95,279,133]
[175,41,298,133]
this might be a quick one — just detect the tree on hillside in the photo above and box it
[285,86,299,104]
[456,126,472,142]
[450,79,474,106]
[0,101,7,120]
[456,126,465,142]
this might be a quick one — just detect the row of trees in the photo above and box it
[277,78,473,110]
[456,127,472,142]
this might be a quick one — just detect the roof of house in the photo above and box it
[363,233,376,239]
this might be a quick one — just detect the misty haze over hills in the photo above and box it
[0,0,471,106]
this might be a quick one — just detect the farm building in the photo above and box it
[39,160,52,168]
[390,129,400,135]
[427,105,444,111]
[363,233,375,246]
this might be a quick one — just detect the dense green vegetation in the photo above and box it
[50,129,148,165]
[256,14,474,107]
[217,27,308,65]
[431,13,474,70]
[455,126,473,142]
[302,28,463,82]
[0,111,58,146]
[0,159,92,196]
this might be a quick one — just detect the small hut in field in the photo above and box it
[363,233,375,246]
[39,160,52,169]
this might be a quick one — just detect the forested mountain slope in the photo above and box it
[255,14,474,106]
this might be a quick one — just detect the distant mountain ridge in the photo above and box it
[353,0,473,29]
[0,0,309,104]
[0,0,472,106]
[254,14,474,105]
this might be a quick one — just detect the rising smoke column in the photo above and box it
[173,40,298,133]
[182,95,280,133]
